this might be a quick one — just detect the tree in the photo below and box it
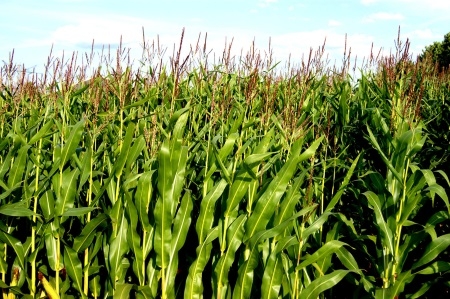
[420,32,450,70]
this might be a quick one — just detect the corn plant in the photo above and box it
[0,31,449,298]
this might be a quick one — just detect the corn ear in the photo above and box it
[38,272,60,299]
[6,267,19,299]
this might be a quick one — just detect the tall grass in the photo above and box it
[0,30,449,299]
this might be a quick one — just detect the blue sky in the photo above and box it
[1,0,449,75]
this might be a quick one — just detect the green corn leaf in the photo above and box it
[242,152,276,180]
[0,231,25,269]
[235,208,314,299]
[296,240,347,271]
[0,202,36,217]
[55,168,80,217]
[261,253,284,299]
[0,150,13,181]
[297,136,324,163]
[44,222,62,271]
[185,227,218,299]
[299,270,350,299]
[153,195,171,271]
[214,214,246,298]
[412,233,450,270]
[229,105,245,133]
[136,285,154,299]
[7,144,29,189]
[146,259,159,298]
[252,205,318,248]
[273,173,306,226]
[205,132,239,181]
[436,170,450,187]
[336,247,362,274]
[156,139,172,212]
[427,211,449,227]
[78,145,92,193]
[196,179,227,243]
[301,211,329,241]
[115,122,136,178]
[61,207,96,217]
[246,137,322,240]
[155,120,188,271]
[425,184,450,213]
[325,153,360,213]
[60,119,85,168]
[125,193,145,285]
[114,283,134,299]
[135,170,155,231]
[223,129,274,216]
[109,212,129,289]
[123,97,151,110]
[376,270,414,299]
[0,182,21,201]
[73,214,108,253]
[225,169,255,217]
[245,154,298,240]
[170,106,190,138]
[414,261,450,275]
[408,281,434,299]
[169,145,188,216]
[70,81,90,97]
[28,118,54,145]
[64,246,86,298]
[363,191,394,254]
[211,143,232,185]
[125,135,145,176]
[261,236,297,299]
[366,125,403,183]
[243,152,275,168]
[166,192,193,297]
[270,114,287,140]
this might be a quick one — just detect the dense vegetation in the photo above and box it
[0,31,449,298]
[420,31,450,71]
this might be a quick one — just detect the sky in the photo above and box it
[0,0,449,77]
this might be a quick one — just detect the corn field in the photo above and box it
[0,31,449,299]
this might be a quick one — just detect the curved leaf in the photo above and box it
[196,179,227,243]
[73,214,108,253]
[299,270,350,299]
[64,246,86,298]
[296,240,347,271]
[412,233,450,270]
[214,215,246,298]
[185,227,218,299]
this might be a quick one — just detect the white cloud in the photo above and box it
[406,29,441,40]
[361,0,378,5]
[363,12,404,23]
[361,0,450,10]
[328,20,341,27]
[398,0,450,9]
[258,0,278,8]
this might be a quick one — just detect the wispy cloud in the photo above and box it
[398,0,450,9]
[328,20,341,27]
[360,0,378,5]
[258,0,278,8]
[363,12,404,23]
[48,14,180,47]
[406,29,442,40]
[361,0,450,10]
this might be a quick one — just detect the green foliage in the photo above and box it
[420,32,450,70]
[0,33,449,299]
